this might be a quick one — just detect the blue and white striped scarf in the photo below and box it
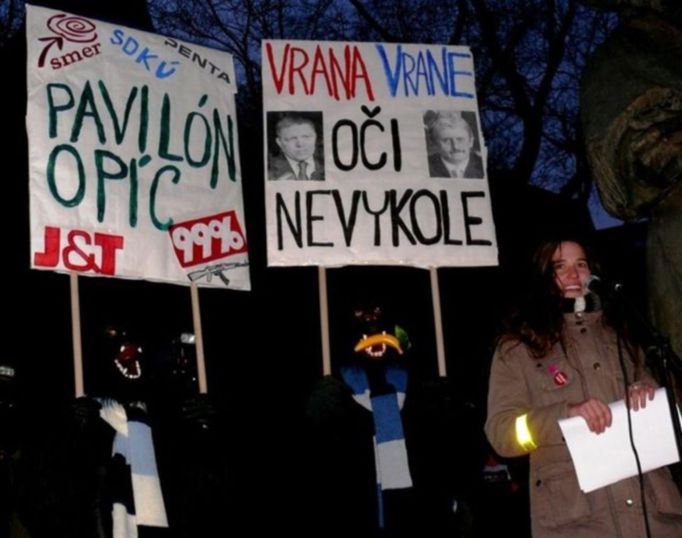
[98,399,168,538]
[340,365,412,528]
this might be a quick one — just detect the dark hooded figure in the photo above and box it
[306,302,476,537]
[17,326,228,538]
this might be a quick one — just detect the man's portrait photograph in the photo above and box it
[267,111,325,181]
[423,110,484,179]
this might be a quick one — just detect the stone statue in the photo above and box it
[580,0,682,358]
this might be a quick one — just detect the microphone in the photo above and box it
[583,275,624,298]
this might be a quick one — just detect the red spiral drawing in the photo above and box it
[37,13,98,68]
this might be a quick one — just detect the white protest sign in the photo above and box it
[262,40,498,268]
[27,5,250,289]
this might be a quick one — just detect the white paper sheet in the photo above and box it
[558,387,681,492]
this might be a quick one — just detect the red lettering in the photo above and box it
[32,226,124,275]
[170,210,247,267]
[352,47,375,101]
[289,46,310,95]
[266,42,375,101]
[33,226,61,267]
[329,47,347,100]
[63,230,96,272]
[94,233,124,275]
[266,42,288,94]
[47,43,102,71]
[342,46,352,98]
[310,46,336,99]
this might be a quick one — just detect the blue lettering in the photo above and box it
[110,29,178,80]
[427,48,449,95]
[402,53,418,95]
[156,61,179,79]
[447,52,474,98]
[122,36,139,56]
[110,29,124,46]
[375,44,402,97]
[376,45,475,98]
[415,52,430,95]
[136,48,158,71]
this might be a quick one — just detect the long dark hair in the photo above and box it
[499,238,631,358]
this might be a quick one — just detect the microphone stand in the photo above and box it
[606,285,682,463]
[645,336,682,463]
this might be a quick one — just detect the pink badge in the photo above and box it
[548,364,568,386]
